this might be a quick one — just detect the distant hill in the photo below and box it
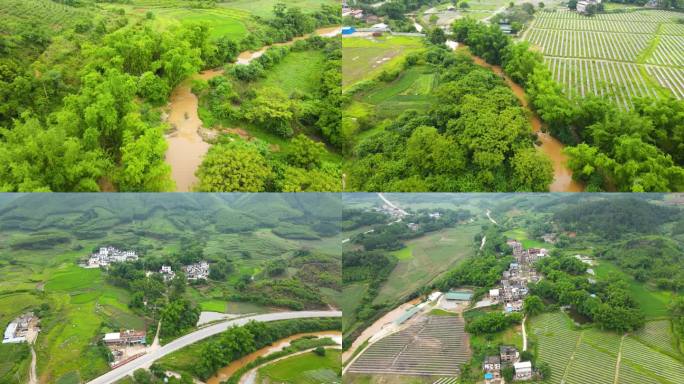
[0,193,341,236]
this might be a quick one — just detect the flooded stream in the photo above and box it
[205,331,342,384]
[463,49,584,192]
[164,27,341,191]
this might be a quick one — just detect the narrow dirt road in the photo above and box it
[522,316,528,351]
[28,346,37,384]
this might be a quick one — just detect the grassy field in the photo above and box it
[255,50,327,95]
[374,223,480,305]
[530,311,684,384]
[503,228,553,249]
[341,283,367,331]
[342,35,424,88]
[592,261,672,319]
[256,349,341,383]
[219,0,339,18]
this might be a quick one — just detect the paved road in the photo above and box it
[86,310,341,384]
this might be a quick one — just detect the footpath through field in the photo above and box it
[86,310,341,384]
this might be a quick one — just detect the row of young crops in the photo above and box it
[348,315,469,376]
[531,312,579,384]
[527,29,649,61]
[633,319,680,356]
[647,35,684,67]
[545,57,657,108]
[0,0,91,33]
[534,9,680,23]
[531,313,684,384]
[525,9,684,105]
[621,336,684,383]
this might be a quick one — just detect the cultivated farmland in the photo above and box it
[530,311,684,384]
[347,315,469,377]
[524,9,684,107]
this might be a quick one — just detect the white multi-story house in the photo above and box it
[86,247,138,268]
[183,261,209,280]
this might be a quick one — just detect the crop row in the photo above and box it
[618,362,665,384]
[0,0,91,32]
[564,343,617,384]
[545,57,656,109]
[646,65,684,99]
[621,337,684,383]
[531,313,579,384]
[633,320,679,355]
[526,29,649,61]
[535,9,680,23]
[533,17,658,34]
[661,23,684,36]
[647,35,684,67]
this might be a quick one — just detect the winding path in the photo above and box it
[28,346,37,384]
[86,310,341,384]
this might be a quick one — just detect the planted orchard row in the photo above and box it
[526,29,648,61]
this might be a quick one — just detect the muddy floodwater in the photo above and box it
[465,50,584,192]
[164,27,341,191]
[205,331,342,384]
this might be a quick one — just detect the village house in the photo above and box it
[483,355,501,373]
[429,212,441,219]
[500,345,520,363]
[514,361,533,380]
[183,261,209,280]
[407,222,420,231]
[103,330,146,345]
[541,233,557,243]
[342,8,364,19]
[87,246,138,268]
[505,300,524,313]
[160,265,175,281]
[489,288,500,302]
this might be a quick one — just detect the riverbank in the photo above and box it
[206,331,342,384]
[459,47,584,192]
[164,26,341,192]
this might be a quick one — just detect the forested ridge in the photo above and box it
[0,0,340,191]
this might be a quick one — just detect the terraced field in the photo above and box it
[347,316,469,377]
[530,312,684,384]
[0,0,92,33]
[524,9,684,107]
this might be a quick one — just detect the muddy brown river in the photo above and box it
[205,331,342,384]
[164,27,341,191]
[464,49,584,192]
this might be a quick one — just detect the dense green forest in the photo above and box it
[346,47,553,192]
[451,18,684,192]
[194,36,342,191]
[0,0,339,191]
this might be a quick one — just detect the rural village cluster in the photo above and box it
[3,246,210,368]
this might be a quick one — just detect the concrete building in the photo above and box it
[500,345,519,363]
[160,265,175,281]
[444,291,473,301]
[103,330,146,345]
[87,246,138,268]
[3,313,37,344]
[183,261,209,280]
[514,361,533,380]
[483,355,501,372]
